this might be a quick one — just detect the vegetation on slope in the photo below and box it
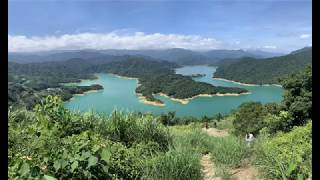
[8,73,103,109]
[214,47,312,84]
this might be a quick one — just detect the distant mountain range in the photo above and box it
[8,48,284,65]
[214,47,312,84]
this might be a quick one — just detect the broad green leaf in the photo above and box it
[286,162,296,176]
[92,144,100,152]
[87,156,98,168]
[297,174,304,180]
[70,161,78,172]
[60,159,68,169]
[19,162,30,176]
[44,175,57,180]
[102,165,109,173]
[100,148,112,163]
[53,160,61,171]
[81,151,91,159]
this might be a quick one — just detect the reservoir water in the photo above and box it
[65,66,284,117]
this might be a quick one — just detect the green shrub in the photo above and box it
[255,122,312,179]
[280,66,312,127]
[233,102,267,136]
[8,96,173,179]
[262,111,292,134]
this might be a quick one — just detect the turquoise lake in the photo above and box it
[64,66,284,117]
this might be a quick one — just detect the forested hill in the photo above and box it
[214,47,312,84]
[9,48,282,65]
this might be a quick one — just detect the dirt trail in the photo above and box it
[202,128,259,180]
[230,165,259,180]
[201,154,220,180]
[202,128,229,137]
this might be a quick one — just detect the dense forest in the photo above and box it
[214,47,312,84]
[9,65,312,179]
[9,56,247,107]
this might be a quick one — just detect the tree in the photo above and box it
[216,113,223,122]
[201,115,209,123]
[159,111,176,126]
[280,66,312,127]
[233,102,266,136]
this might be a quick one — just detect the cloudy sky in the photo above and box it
[8,0,312,53]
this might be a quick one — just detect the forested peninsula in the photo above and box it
[9,56,248,108]
[214,47,312,85]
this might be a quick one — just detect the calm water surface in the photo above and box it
[64,66,284,117]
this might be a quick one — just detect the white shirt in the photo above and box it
[245,134,255,142]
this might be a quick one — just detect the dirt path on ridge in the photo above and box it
[201,128,259,180]
[230,165,259,180]
[201,154,221,180]
[202,128,229,137]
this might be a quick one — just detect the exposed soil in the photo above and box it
[202,128,229,137]
[201,154,221,180]
[230,165,259,180]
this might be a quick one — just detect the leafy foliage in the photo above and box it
[9,95,172,179]
[233,102,267,136]
[255,122,312,179]
[280,65,312,127]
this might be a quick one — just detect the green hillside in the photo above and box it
[214,47,312,84]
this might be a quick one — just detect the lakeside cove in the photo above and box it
[64,66,284,117]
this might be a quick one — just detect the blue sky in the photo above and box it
[8,0,312,53]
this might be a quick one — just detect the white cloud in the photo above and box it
[263,45,277,49]
[8,32,223,52]
[299,34,311,39]
[233,40,241,45]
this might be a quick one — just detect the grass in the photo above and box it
[207,136,250,167]
[143,148,203,180]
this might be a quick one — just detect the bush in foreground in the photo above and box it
[255,122,312,179]
[8,95,172,179]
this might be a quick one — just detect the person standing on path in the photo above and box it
[245,133,255,146]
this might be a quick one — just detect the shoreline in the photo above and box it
[157,92,251,105]
[111,74,250,106]
[136,91,251,107]
[65,73,267,107]
[136,93,165,107]
[213,78,282,87]
[109,74,139,81]
[67,89,102,102]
